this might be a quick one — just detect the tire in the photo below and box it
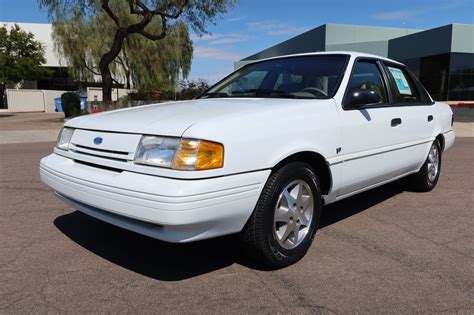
[407,139,442,192]
[240,162,322,268]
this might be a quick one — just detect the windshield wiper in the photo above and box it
[231,89,298,98]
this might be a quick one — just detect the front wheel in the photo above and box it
[240,162,322,268]
[407,139,442,192]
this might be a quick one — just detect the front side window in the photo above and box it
[346,61,388,103]
[199,55,348,100]
[385,65,422,103]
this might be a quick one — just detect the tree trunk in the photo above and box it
[99,67,113,102]
[99,29,126,102]
[0,83,6,109]
[125,70,131,90]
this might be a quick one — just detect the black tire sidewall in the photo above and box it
[262,162,322,265]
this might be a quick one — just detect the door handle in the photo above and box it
[391,118,402,127]
[428,115,434,122]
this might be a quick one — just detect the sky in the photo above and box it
[1,0,473,83]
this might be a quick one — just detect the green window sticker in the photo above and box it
[388,67,412,95]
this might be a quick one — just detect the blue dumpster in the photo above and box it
[55,96,87,112]
[54,97,63,112]
[80,97,87,112]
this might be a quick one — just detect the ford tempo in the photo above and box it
[40,52,455,267]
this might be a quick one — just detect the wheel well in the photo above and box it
[436,134,445,151]
[273,152,332,195]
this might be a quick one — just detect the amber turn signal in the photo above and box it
[173,139,224,171]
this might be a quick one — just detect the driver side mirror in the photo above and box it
[344,88,381,109]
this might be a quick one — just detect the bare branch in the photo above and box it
[80,54,101,76]
[138,28,167,40]
[121,43,130,68]
[102,0,120,27]
[137,16,167,41]
[126,12,153,34]
[135,1,151,14]
[128,0,144,15]
[115,54,129,72]
[152,0,189,19]
[126,0,186,39]
[112,77,122,85]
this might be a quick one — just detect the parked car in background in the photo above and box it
[40,52,455,268]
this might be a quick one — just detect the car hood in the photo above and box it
[65,98,315,136]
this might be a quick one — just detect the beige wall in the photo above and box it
[6,90,45,112]
[6,89,67,113]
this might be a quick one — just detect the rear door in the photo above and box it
[382,63,435,173]
[337,59,405,197]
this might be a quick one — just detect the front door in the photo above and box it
[337,59,405,197]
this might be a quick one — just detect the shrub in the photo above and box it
[61,92,81,117]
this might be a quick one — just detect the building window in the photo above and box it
[406,53,474,102]
[419,54,451,101]
[448,53,474,101]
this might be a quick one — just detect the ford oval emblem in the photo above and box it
[93,137,103,145]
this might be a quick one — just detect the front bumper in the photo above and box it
[40,153,270,242]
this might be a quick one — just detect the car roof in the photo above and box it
[246,51,404,66]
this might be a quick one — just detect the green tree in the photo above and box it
[51,3,193,92]
[0,24,50,106]
[40,0,236,102]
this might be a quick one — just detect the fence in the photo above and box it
[6,89,67,113]
[5,88,170,113]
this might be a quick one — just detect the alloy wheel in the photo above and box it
[427,143,440,183]
[273,180,314,250]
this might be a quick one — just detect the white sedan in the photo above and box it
[40,52,455,267]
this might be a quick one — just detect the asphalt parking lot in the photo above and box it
[1,115,473,313]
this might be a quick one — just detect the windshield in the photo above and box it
[199,55,348,100]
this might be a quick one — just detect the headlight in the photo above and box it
[56,127,75,150]
[134,136,224,171]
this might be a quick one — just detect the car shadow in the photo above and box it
[320,179,405,228]
[54,180,405,281]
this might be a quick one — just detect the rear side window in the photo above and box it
[346,61,388,103]
[407,68,434,104]
[385,65,422,104]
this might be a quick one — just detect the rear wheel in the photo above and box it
[240,162,322,268]
[407,139,442,192]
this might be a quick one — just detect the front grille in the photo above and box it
[74,144,129,156]
[70,149,129,162]
[69,143,135,162]
[66,129,141,168]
